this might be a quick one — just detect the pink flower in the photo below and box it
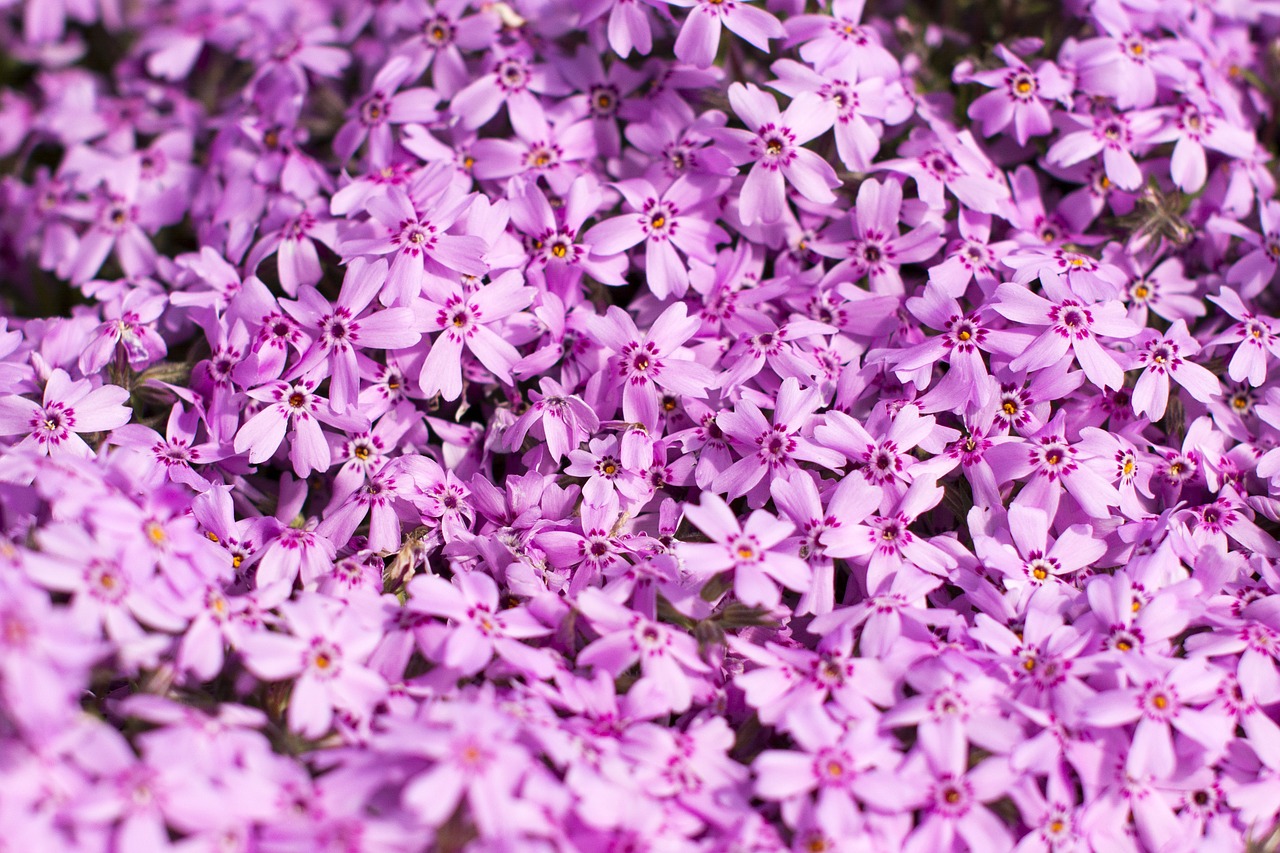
[721,83,840,226]
[1129,321,1222,422]
[576,586,712,714]
[283,258,421,413]
[333,55,441,166]
[812,177,945,295]
[588,301,716,431]
[338,165,489,306]
[0,369,131,459]
[1149,102,1256,193]
[992,280,1138,392]
[504,377,601,463]
[679,493,810,609]
[233,379,366,477]
[962,45,1069,146]
[1045,108,1163,191]
[713,377,844,505]
[405,570,553,678]
[417,271,534,401]
[583,175,729,300]
[667,0,784,69]
[1222,200,1280,299]
[237,593,387,738]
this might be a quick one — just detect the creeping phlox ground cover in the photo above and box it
[1,0,1280,850]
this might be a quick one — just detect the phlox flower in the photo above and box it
[927,209,1016,299]
[770,57,909,172]
[1220,200,1280,299]
[987,416,1121,521]
[1077,658,1232,778]
[0,572,104,733]
[815,403,946,509]
[333,55,441,166]
[405,570,553,678]
[769,469,882,615]
[417,271,534,401]
[1072,15,1188,110]
[338,164,488,306]
[811,177,945,295]
[283,258,422,413]
[715,317,834,390]
[962,44,1070,146]
[240,13,350,96]
[536,492,646,593]
[893,283,1030,415]
[57,177,164,284]
[1149,102,1257,193]
[582,175,729,300]
[402,455,476,541]
[1204,288,1280,387]
[1114,252,1204,326]
[566,435,650,506]
[392,0,499,96]
[1176,498,1280,561]
[670,398,734,491]
[471,102,596,195]
[449,46,566,131]
[0,368,131,460]
[1001,244,1129,302]
[236,593,388,738]
[576,587,711,714]
[973,505,1105,606]
[577,0,660,58]
[110,402,218,492]
[720,83,840,226]
[245,197,340,297]
[1077,571,1200,657]
[221,275,312,387]
[783,0,899,77]
[859,725,1015,853]
[509,178,627,294]
[820,477,956,604]
[969,602,1095,714]
[78,288,168,376]
[398,703,538,838]
[679,492,811,609]
[254,523,338,597]
[316,460,411,553]
[1128,321,1222,422]
[558,47,646,160]
[504,377,600,463]
[233,379,366,478]
[626,110,738,185]
[666,0,784,69]
[992,280,1138,392]
[753,707,899,822]
[1045,108,1163,191]
[876,123,1012,214]
[1075,427,1155,520]
[713,378,844,505]
[327,410,413,505]
[588,301,715,431]
[731,630,894,726]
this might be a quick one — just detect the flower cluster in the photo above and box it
[1,0,1280,850]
